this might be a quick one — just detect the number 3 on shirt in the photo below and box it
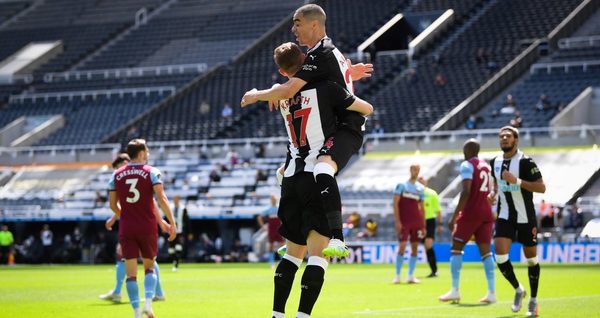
[125,178,140,203]
[285,108,312,148]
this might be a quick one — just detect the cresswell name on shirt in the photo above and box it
[279,95,311,111]
[115,168,148,181]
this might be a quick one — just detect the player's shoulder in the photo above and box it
[115,164,128,173]
[469,157,490,168]
[518,152,536,163]
[310,37,336,56]
[415,182,425,192]
[111,165,127,178]
[147,165,161,174]
[321,37,337,51]
[394,181,406,192]
[460,159,475,171]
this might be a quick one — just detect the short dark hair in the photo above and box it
[296,4,326,26]
[274,42,304,75]
[112,152,130,168]
[126,139,148,160]
[500,126,519,138]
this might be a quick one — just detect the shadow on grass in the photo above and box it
[88,302,128,307]
[456,302,492,308]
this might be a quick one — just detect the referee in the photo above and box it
[417,176,442,277]
[0,224,14,264]
[489,126,545,317]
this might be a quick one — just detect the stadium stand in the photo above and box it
[33,71,199,93]
[368,0,582,133]
[1,0,599,265]
[2,89,172,145]
[0,166,99,201]
[0,0,164,75]
[0,0,30,25]
[78,0,303,70]
[472,7,600,129]
[0,154,284,222]
[104,0,411,143]
[474,66,600,129]
[317,0,409,53]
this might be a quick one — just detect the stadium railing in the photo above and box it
[558,35,600,49]
[530,59,600,74]
[8,86,176,103]
[1,125,598,165]
[43,63,208,83]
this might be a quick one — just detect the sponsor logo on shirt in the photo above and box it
[301,65,317,71]
[499,180,520,192]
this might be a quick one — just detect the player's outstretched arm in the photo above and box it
[346,96,373,116]
[347,59,373,81]
[109,191,121,217]
[240,77,307,110]
[153,183,177,241]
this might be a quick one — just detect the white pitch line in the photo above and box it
[352,294,600,315]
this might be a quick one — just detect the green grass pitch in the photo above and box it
[0,263,598,317]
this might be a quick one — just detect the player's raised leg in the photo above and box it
[314,157,348,258]
[272,241,305,318]
[276,244,287,257]
[296,231,329,318]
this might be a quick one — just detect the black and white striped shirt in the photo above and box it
[280,81,355,177]
[490,150,543,224]
[295,37,366,132]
